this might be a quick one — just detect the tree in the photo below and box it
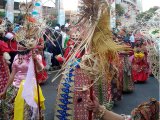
[0,11,5,18]
[136,6,159,22]
[116,4,125,17]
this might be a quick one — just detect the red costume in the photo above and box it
[0,40,10,93]
[64,39,75,61]
[35,38,48,84]
[131,54,149,82]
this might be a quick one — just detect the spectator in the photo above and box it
[124,33,130,43]
[129,32,135,48]
[65,19,70,28]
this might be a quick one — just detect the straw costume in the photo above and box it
[54,0,130,119]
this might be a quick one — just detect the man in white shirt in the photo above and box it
[129,32,135,48]
[61,25,67,49]
[65,19,70,28]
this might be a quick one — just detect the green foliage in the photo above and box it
[0,11,5,18]
[151,29,159,35]
[136,6,159,22]
[116,4,125,17]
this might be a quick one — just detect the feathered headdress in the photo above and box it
[15,1,43,49]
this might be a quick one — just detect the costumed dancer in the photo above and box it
[63,38,75,61]
[86,93,159,120]
[5,25,17,72]
[0,49,45,120]
[54,29,93,120]
[0,21,10,94]
[35,37,48,84]
[0,1,46,119]
[118,42,134,92]
[112,32,134,94]
[56,38,78,65]
[131,43,149,82]
[54,0,130,119]
[54,45,92,120]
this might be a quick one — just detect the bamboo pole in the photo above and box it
[32,50,42,120]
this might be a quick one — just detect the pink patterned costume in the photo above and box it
[0,40,10,94]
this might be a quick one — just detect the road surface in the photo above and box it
[41,73,159,120]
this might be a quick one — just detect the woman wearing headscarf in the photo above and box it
[131,42,149,82]
[0,49,45,120]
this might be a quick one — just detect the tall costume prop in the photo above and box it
[54,0,130,119]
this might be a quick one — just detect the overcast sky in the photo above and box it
[142,0,160,11]
[14,0,78,10]
[14,0,160,11]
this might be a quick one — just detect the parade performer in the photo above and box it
[4,25,17,72]
[86,94,159,120]
[54,0,130,119]
[131,43,149,82]
[0,1,46,119]
[0,50,45,120]
[63,38,75,61]
[36,38,48,84]
[119,50,134,92]
[0,22,10,94]
[137,9,160,81]
[112,34,134,93]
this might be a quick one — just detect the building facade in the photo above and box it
[116,0,143,26]
[0,0,56,21]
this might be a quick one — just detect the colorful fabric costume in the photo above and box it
[131,52,149,82]
[36,38,48,84]
[131,98,159,120]
[0,53,45,120]
[54,0,130,119]
[0,40,10,94]
[119,52,134,92]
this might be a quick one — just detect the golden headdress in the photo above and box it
[59,0,131,82]
[15,1,42,49]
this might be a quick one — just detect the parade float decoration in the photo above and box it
[127,9,160,81]
[54,0,130,120]
[139,9,160,80]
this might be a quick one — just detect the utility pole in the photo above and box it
[56,0,65,26]
[5,0,14,23]
[55,0,59,16]
[110,0,116,28]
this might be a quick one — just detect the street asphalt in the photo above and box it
[113,76,159,115]
[41,73,159,120]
